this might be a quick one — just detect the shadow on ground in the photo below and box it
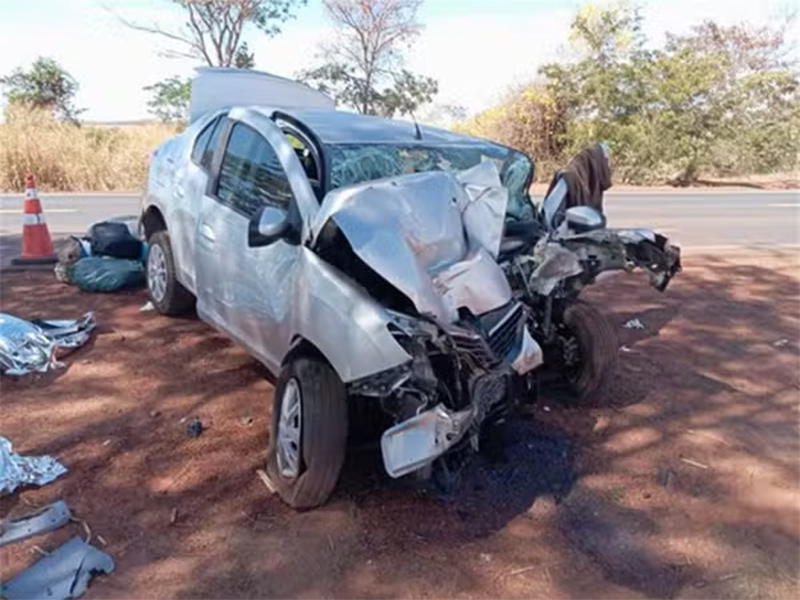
[0,252,798,598]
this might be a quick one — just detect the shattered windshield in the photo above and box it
[328,143,535,221]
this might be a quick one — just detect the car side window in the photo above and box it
[190,117,218,167]
[201,118,226,170]
[216,123,294,218]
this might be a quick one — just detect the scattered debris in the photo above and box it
[656,467,676,488]
[0,436,68,494]
[97,535,107,547]
[149,410,160,418]
[31,544,51,557]
[0,536,114,599]
[73,517,92,544]
[619,345,635,353]
[102,439,111,447]
[169,508,178,526]
[139,301,155,313]
[479,553,492,563]
[681,457,709,470]
[508,566,537,577]
[240,416,254,427]
[186,417,204,438]
[256,469,277,495]
[686,428,731,447]
[622,318,645,330]
[21,497,41,509]
[0,312,95,376]
[718,573,739,582]
[543,405,551,412]
[0,501,71,547]
[593,416,611,432]
[773,338,789,347]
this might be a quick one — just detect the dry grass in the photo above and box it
[0,105,177,192]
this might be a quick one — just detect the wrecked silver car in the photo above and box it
[141,71,679,508]
[141,99,544,508]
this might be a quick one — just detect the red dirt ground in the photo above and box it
[1,252,798,599]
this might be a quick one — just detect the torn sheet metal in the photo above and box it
[528,241,584,296]
[0,437,68,495]
[0,501,71,547]
[0,535,114,599]
[560,227,681,292]
[0,312,95,376]
[311,162,512,322]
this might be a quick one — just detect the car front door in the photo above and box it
[194,109,318,373]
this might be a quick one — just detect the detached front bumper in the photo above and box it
[381,403,474,478]
[380,329,543,478]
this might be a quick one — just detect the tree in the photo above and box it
[0,57,83,122]
[300,0,438,118]
[122,0,306,67]
[234,41,256,68]
[144,76,192,122]
[658,20,799,182]
[480,1,798,184]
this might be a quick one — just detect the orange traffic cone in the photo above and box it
[11,173,57,266]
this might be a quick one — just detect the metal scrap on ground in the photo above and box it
[0,437,68,494]
[0,501,72,547]
[0,312,95,376]
[0,536,114,599]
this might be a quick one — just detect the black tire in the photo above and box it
[146,230,195,316]
[562,300,619,402]
[267,357,348,509]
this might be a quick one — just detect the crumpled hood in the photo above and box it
[311,161,513,323]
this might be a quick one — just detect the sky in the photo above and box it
[0,0,795,122]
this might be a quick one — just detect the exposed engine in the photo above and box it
[347,300,538,478]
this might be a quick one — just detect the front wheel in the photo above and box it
[266,356,348,509]
[146,231,195,316]
[560,300,619,402]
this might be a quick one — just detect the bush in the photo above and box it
[0,104,177,192]
[455,87,568,183]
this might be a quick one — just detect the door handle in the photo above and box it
[200,223,216,243]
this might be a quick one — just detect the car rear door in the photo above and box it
[195,110,316,372]
[170,113,226,291]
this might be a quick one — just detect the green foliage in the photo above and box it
[234,42,256,68]
[0,57,83,122]
[144,76,191,123]
[300,0,438,118]
[463,1,799,184]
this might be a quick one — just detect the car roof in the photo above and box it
[262,107,493,147]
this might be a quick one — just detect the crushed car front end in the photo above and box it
[309,161,543,479]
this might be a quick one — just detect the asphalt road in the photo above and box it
[1,190,798,266]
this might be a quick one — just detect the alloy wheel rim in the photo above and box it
[148,244,168,303]
[276,378,302,479]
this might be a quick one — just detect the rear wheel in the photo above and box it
[146,231,195,316]
[266,356,348,509]
[560,300,619,402]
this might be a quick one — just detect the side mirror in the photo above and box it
[565,206,606,233]
[248,205,290,247]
